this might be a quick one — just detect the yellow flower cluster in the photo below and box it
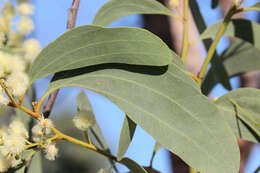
[32,116,54,142]
[0,115,59,172]
[0,120,28,172]
[32,116,58,161]
[0,0,41,105]
[0,1,58,171]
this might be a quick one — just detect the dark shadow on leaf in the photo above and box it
[51,63,168,82]
[233,19,254,45]
[202,40,252,95]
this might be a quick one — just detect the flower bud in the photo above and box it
[44,143,58,161]
[17,17,34,35]
[18,3,34,16]
[73,110,96,131]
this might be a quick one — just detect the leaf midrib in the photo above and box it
[48,82,222,167]
[49,73,225,154]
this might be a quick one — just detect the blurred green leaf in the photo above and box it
[16,151,42,173]
[221,40,260,76]
[76,91,109,149]
[29,25,172,83]
[76,91,116,171]
[76,91,93,111]
[26,152,42,173]
[93,0,173,26]
[44,56,240,173]
[200,19,260,50]
[202,39,260,95]
[247,2,260,11]
[143,167,161,173]
[117,115,136,160]
[120,157,148,173]
[215,88,260,143]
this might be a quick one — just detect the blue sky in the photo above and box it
[31,0,260,172]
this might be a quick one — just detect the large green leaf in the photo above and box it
[117,115,137,160]
[200,19,260,50]
[215,88,260,143]
[93,0,173,26]
[202,39,260,95]
[43,57,240,173]
[29,25,172,83]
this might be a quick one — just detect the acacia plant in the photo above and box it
[1,0,260,172]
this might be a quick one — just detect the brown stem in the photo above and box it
[43,0,81,118]
[67,0,81,30]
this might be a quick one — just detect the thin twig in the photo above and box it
[198,4,237,86]
[43,91,59,118]
[24,150,38,173]
[67,0,81,30]
[43,0,81,118]
[51,127,118,162]
[181,0,189,63]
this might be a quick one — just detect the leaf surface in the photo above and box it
[202,39,260,95]
[117,115,137,160]
[215,88,260,143]
[120,157,148,173]
[29,25,172,83]
[93,0,173,26]
[16,152,42,173]
[44,57,240,173]
[200,19,260,50]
